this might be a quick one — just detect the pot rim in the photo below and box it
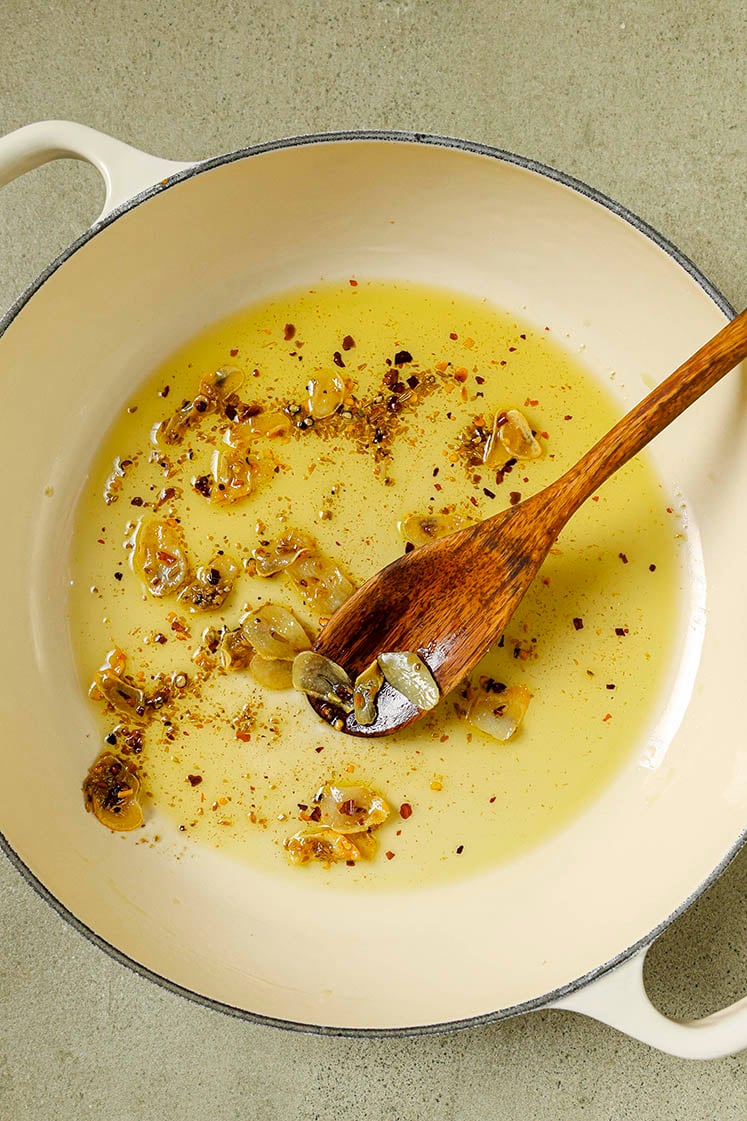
[1,128,743,1037]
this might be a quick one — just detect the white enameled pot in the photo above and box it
[0,121,745,1058]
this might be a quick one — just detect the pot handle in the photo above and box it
[0,120,194,219]
[553,949,747,1059]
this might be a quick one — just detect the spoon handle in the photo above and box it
[551,307,747,516]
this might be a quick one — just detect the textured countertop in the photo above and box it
[1,2,746,1117]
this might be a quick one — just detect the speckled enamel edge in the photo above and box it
[0,129,743,1038]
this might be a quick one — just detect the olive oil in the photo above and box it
[69,279,683,889]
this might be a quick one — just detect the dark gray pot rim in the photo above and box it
[0,128,743,1039]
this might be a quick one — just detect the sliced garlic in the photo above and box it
[252,530,315,577]
[131,518,190,597]
[466,680,532,741]
[82,752,143,832]
[200,365,244,401]
[399,512,467,547]
[218,626,254,671]
[178,553,239,612]
[248,410,292,438]
[249,655,294,690]
[211,442,257,504]
[284,827,364,865]
[314,783,390,834]
[241,604,311,661]
[286,551,353,614]
[484,408,542,464]
[306,371,345,419]
[353,660,385,725]
[378,651,440,711]
[292,651,354,712]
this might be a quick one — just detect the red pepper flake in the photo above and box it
[573,617,584,631]
[475,375,485,385]
[520,333,527,340]
[649,563,657,572]
[619,552,629,564]
[509,491,521,505]
[349,278,358,286]
[508,346,516,353]
[432,466,440,477]
[342,334,355,350]
[153,632,167,644]
[399,802,413,820]
[187,774,203,786]
[453,367,468,383]
[404,541,415,553]
[314,745,324,753]
[489,796,496,803]
[606,683,616,690]
[394,349,413,366]
[333,351,345,368]
[456,844,464,855]
[159,384,171,398]
[130,496,144,507]
[114,571,123,581]
[469,496,479,507]
[229,348,239,357]
[483,487,496,499]
[615,627,629,637]
[194,475,212,498]
[385,850,395,860]
[603,713,612,722]
[449,332,458,340]
[284,323,296,341]
[564,414,573,421]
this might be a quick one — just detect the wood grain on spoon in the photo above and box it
[310,308,747,736]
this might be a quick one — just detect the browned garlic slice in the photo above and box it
[378,651,440,711]
[466,679,532,741]
[132,518,190,596]
[252,530,315,577]
[241,603,311,661]
[200,365,244,401]
[286,551,353,614]
[284,827,365,866]
[313,783,390,834]
[352,660,385,725]
[178,553,239,612]
[292,651,354,712]
[306,371,345,419]
[82,752,143,832]
[399,512,467,547]
[89,647,149,722]
[249,655,294,690]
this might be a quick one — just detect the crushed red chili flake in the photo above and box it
[489,796,496,804]
[130,496,144,507]
[564,414,573,421]
[649,563,657,572]
[194,475,212,498]
[404,541,415,553]
[342,334,355,350]
[315,745,324,753]
[619,552,629,563]
[385,850,395,860]
[573,617,584,631]
[349,278,358,286]
[603,713,612,722]
[159,385,170,398]
[509,491,521,505]
[187,774,203,786]
[399,802,413,820]
[114,571,123,581]
[229,348,239,357]
[153,632,167,644]
[394,349,413,365]
[483,487,496,499]
[475,375,485,385]
[453,368,468,383]
[456,844,464,855]
[284,323,296,341]
[606,683,616,690]
[333,351,345,368]
[449,332,458,340]
[615,627,628,636]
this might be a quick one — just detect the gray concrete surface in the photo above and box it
[1,1,746,1117]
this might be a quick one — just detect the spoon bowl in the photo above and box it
[310,307,747,736]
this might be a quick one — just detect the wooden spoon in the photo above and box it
[309,308,747,737]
